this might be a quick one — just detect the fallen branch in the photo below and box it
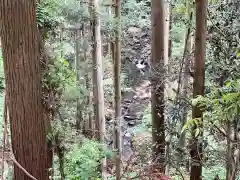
[8,154,37,180]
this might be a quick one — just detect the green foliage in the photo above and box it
[60,0,90,24]
[202,166,226,180]
[182,79,240,134]
[207,1,240,83]
[63,85,87,102]
[171,22,186,57]
[42,57,75,93]
[121,0,150,28]
[182,117,203,135]
[36,0,63,39]
[107,172,138,180]
[200,80,240,122]
[133,104,152,133]
[64,139,112,180]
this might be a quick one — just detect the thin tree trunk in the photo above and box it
[113,0,122,178]
[178,9,193,158]
[55,132,65,180]
[82,23,93,138]
[108,5,112,56]
[179,32,193,153]
[76,28,82,131]
[60,28,63,58]
[164,0,169,71]
[190,0,207,179]
[168,1,173,59]
[164,0,170,175]
[226,116,240,180]
[0,0,52,179]
[91,0,105,143]
[226,121,235,180]
[151,0,166,173]
[90,0,106,177]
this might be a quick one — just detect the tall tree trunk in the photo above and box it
[179,32,193,155]
[168,1,173,59]
[82,23,93,138]
[113,0,122,178]
[226,121,235,180]
[164,0,170,175]
[164,0,169,71]
[90,0,106,177]
[60,28,63,58]
[76,28,82,131]
[178,9,193,159]
[107,5,112,56]
[226,116,240,180]
[0,0,52,179]
[151,0,166,173]
[190,0,207,179]
[55,132,65,180]
[91,0,105,143]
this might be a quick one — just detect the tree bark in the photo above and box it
[113,0,122,178]
[164,0,170,70]
[168,2,173,59]
[179,9,193,156]
[75,28,82,131]
[226,116,240,180]
[164,0,170,175]
[0,0,52,179]
[190,0,207,179]
[82,23,93,138]
[151,0,166,173]
[90,0,106,177]
[91,0,105,143]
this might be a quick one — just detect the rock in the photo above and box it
[124,131,133,138]
[123,99,132,104]
[128,120,136,126]
[124,115,137,121]
[127,27,141,34]
[140,33,149,39]
[133,95,138,100]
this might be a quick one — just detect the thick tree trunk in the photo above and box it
[0,0,52,179]
[151,0,166,173]
[190,0,207,179]
[113,0,122,179]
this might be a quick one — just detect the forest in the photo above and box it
[0,0,239,179]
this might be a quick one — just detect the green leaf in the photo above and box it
[192,98,199,106]
[63,60,69,66]
[181,124,188,133]
[225,81,231,87]
[195,128,200,137]
[236,50,240,58]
